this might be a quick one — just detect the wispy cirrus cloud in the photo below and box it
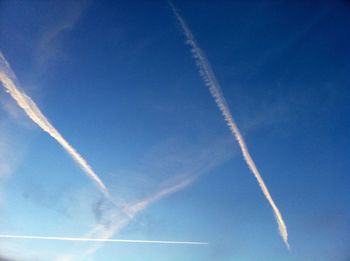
[169,1,289,248]
[35,0,91,66]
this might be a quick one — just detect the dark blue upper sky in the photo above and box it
[0,0,349,260]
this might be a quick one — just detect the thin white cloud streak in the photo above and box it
[0,235,207,245]
[0,52,109,196]
[169,2,289,248]
[125,177,194,215]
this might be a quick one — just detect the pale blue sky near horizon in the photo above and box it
[0,0,350,260]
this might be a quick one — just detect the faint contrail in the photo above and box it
[0,52,108,196]
[79,177,196,258]
[125,177,194,215]
[0,234,207,245]
[169,2,289,248]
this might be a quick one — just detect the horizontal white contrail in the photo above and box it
[0,235,208,245]
[0,52,109,196]
[169,2,289,248]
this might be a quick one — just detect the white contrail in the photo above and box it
[169,2,289,248]
[0,234,207,245]
[77,177,196,259]
[0,52,109,196]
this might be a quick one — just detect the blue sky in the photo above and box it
[0,0,350,260]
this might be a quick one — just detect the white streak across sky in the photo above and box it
[0,235,207,245]
[0,52,109,196]
[169,2,289,248]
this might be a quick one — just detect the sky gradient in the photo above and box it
[0,0,350,260]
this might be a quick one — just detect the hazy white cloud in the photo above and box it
[0,253,15,261]
[0,120,28,208]
[169,1,289,248]
[0,137,14,179]
[0,241,47,261]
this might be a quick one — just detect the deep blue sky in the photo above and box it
[0,0,350,260]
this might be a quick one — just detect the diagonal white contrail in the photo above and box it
[169,2,289,248]
[0,52,109,196]
[0,234,208,245]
